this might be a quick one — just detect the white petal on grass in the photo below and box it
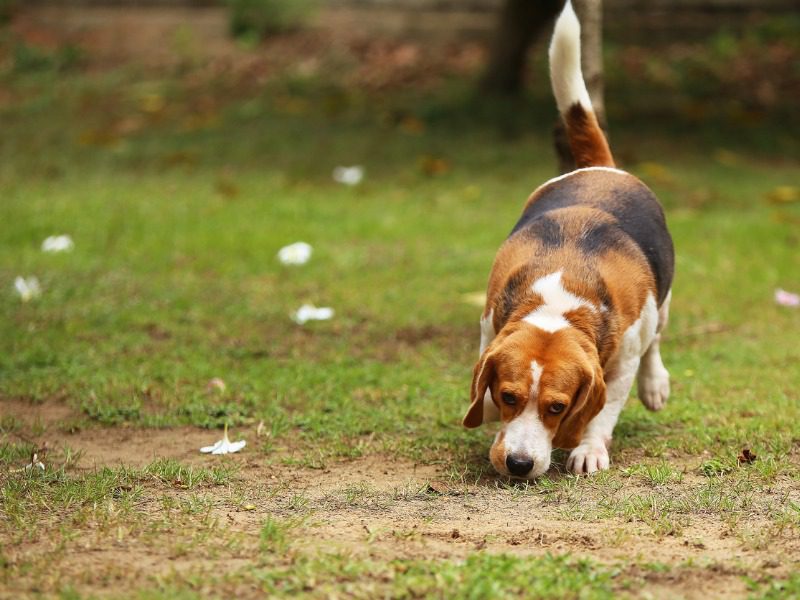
[42,235,75,253]
[207,377,227,393]
[332,166,364,186]
[775,288,800,308]
[277,242,313,265]
[12,451,45,473]
[200,424,246,455]
[14,276,41,302]
[292,304,334,325]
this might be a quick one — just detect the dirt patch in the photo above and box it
[2,398,217,468]
[2,399,798,598]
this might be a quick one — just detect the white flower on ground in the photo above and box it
[14,276,41,302]
[277,242,313,265]
[200,423,246,455]
[11,448,46,473]
[27,454,45,471]
[292,304,334,325]
[775,288,800,308]
[42,235,75,253]
[206,377,227,393]
[332,166,364,186]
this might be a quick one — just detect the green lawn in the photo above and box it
[1,58,799,598]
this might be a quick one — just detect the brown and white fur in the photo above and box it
[462,0,675,479]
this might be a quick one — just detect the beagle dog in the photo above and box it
[463,0,674,479]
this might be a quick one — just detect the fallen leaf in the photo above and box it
[423,482,465,497]
[398,115,425,134]
[713,149,743,167]
[765,186,800,205]
[419,155,451,177]
[738,448,757,465]
[215,177,240,199]
[636,161,675,187]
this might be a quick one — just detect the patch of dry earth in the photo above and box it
[1,399,797,598]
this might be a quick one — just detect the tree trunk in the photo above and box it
[555,0,607,173]
[480,0,562,95]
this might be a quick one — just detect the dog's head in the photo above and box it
[463,322,605,478]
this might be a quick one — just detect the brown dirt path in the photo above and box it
[2,399,797,598]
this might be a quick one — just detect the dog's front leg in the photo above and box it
[566,356,641,475]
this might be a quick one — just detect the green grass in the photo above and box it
[2,73,798,465]
[1,44,799,597]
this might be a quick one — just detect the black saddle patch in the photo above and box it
[511,215,564,249]
[510,171,674,304]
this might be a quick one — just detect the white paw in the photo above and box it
[567,442,610,475]
[638,365,670,412]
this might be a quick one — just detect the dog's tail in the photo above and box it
[549,0,614,169]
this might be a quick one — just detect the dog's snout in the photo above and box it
[505,454,534,477]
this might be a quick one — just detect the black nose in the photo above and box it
[506,455,534,477]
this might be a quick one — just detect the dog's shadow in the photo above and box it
[454,418,668,490]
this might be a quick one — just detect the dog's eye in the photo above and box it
[500,392,517,406]
[548,402,566,415]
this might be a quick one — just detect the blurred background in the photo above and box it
[2,0,799,158]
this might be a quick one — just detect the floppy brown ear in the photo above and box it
[463,352,496,428]
[554,360,606,448]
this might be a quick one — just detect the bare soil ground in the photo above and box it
[3,400,797,598]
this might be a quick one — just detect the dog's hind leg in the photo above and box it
[637,290,671,411]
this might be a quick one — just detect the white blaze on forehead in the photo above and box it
[530,360,544,399]
[523,270,596,333]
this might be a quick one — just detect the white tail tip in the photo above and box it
[549,0,593,115]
